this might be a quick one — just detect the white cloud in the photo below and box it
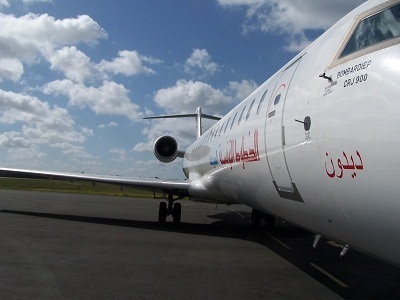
[0,0,53,10]
[22,124,83,145]
[47,46,93,83]
[0,89,70,125]
[46,47,158,83]
[110,148,127,162]
[217,0,365,51]
[98,50,159,76]
[0,8,162,172]
[0,12,157,123]
[81,127,94,137]
[0,12,159,84]
[47,46,160,83]
[0,13,107,82]
[53,142,95,160]
[99,121,118,129]
[23,0,53,3]
[217,0,263,5]
[0,89,85,145]
[6,147,46,162]
[154,79,231,114]
[184,49,220,78]
[43,80,143,121]
[226,79,258,101]
[0,13,106,50]
[0,58,24,82]
[0,89,91,165]
[0,0,9,9]
[0,131,30,148]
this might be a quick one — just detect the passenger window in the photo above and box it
[218,123,224,136]
[274,94,281,105]
[256,90,268,115]
[230,112,238,130]
[246,99,256,121]
[340,3,400,58]
[224,117,231,134]
[214,127,219,139]
[238,106,247,125]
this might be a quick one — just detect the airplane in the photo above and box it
[1,0,400,267]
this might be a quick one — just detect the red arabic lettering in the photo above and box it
[220,129,260,169]
[325,151,364,179]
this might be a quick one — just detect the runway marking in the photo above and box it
[265,232,291,250]
[310,263,348,288]
[228,208,246,219]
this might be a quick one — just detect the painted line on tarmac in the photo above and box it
[310,263,348,288]
[228,208,246,219]
[265,232,291,250]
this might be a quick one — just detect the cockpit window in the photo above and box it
[340,3,400,58]
[330,1,400,68]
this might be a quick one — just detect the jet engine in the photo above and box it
[153,136,184,163]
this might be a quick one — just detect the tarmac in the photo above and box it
[0,189,399,299]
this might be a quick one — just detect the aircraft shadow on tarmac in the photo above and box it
[1,208,400,299]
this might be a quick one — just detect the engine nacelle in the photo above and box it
[153,136,184,163]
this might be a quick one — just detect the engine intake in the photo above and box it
[154,136,183,163]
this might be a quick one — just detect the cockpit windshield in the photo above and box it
[340,3,400,58]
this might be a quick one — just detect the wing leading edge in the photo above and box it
[0,167,191,197]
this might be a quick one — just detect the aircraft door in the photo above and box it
[265,58,303,202]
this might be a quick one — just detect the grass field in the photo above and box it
[0,177,165,198]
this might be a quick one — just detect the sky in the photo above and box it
[0,0,365,179]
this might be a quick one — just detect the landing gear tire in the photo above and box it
[251,209,262,227]
[158,202,167,223]
[172,203,181,224]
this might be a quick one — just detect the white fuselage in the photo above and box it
[182,0,400,266]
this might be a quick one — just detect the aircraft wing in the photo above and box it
[0,167,191,197]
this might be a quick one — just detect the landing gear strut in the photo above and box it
[158,194,182,224]
[251,208,275,228]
